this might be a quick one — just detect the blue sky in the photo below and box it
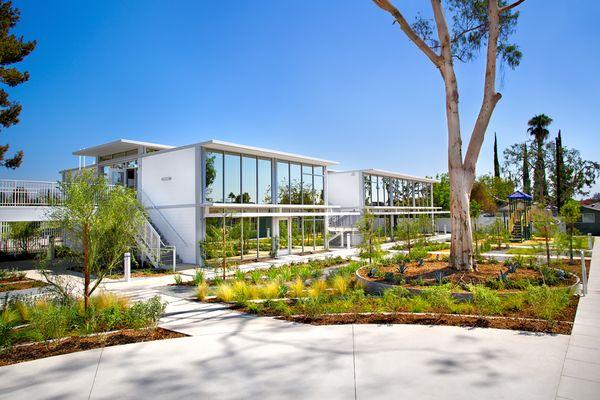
[2,1,599,195]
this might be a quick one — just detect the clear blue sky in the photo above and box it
[2,1,599,195]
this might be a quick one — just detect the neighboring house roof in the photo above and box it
[73,139,174,157]
[508,191,533,201]
[582,202,600,212]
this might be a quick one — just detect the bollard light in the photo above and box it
[581,250,587,296]
[124,252,131,282]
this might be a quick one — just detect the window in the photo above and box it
[582,213,595,224]
[364,174,372,206]
[242,156,257,204]
[224,154,241,203]
[205,151,223,203]
[277,161,289,204]
[302,164,313,205]
[290,163,302,205]
[314,174,324,205]
[258,159,272,204]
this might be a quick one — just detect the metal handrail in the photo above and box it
[138,188,187,246]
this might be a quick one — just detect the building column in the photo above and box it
[196,145,205,266]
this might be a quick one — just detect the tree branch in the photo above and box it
[463,0,502,179]
[499,0,526,14]
[372,0,442,68]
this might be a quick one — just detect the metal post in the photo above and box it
[346,233,351,249]
[124,252,131,282]
[444,224,447,235]
[581,250,587,296]
[172,247,177,272]
[588,233,593,250]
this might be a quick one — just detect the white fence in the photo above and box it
[0,180,63,206]
[0,221,63,255]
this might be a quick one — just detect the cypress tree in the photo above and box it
[522,143,531,194]
[493,132,500,178]
[555,130,565,210]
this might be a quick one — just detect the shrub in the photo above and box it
[192,269,205,285]
[420,285,454,312]
[289,277,305,298]
[249,270,262,284]
[30,302,70,342]
[381,288,409,311]
[525,285,571,321]
[196,282,209,301]
[232,281,250,304]
[408,296,429,313]
[173,274,183,285]
[470,285,501,315]
[261,281,280,300]
[234,269,245,282]
[124,296,165,328]
[331,275,349,296]
[308,279,327,298]
[215,283,234,302]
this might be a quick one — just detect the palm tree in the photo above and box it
[527,114,553,202]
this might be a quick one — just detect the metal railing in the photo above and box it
[0,180,63,206]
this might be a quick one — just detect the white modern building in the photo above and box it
[327,169,445,246]
[0,138,444,267]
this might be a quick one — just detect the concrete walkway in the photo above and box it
[555,240,600,399]
[2,233,596,399]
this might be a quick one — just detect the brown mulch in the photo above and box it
[0,277,46,292]
[282,312,573,335]
[0,328,186,367]
[359,260,577,287]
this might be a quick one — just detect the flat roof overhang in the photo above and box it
[73,139,174,157]
[200,140,339,167]
[333,168,437,184]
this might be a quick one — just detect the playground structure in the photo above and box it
[507,191,533,242]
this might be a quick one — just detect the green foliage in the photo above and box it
[50,170,145,307]
[173,274,183,285]
[432,173,450,210]
[7,221,39,254]
[560,199,582,261]
[419,285,453,311]
[525,285,571,321]
[0,0,36,169]
[356,210,383,263]
[215,283,234,302]
[192,269,205,285]
[470,285,501,315]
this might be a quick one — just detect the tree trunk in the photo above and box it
[83,223,90,312]
[569,224,574,264]
[449,168,475,270]
[545,234,551,268]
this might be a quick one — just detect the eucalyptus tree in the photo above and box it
[527,113,553,202]
[372,0,526,270]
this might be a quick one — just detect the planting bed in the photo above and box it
[0,328,185,366]
[357,258,579,292]
[0,273,46,293]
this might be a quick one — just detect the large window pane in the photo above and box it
[258,159,272,204]
[205,151,223,203]
[242,156,257,204]
[364,174,372,206]
[302,165,313,205]
[290,163,302,205]
[314,175,324,205]
[277,161,289,204]
[224,154,241,203]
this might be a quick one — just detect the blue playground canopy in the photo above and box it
[507,191,533,202]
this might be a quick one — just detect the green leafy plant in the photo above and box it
[525,285,571,321]
[470,285,501,315]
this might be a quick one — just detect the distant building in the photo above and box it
[575,202,600,236]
